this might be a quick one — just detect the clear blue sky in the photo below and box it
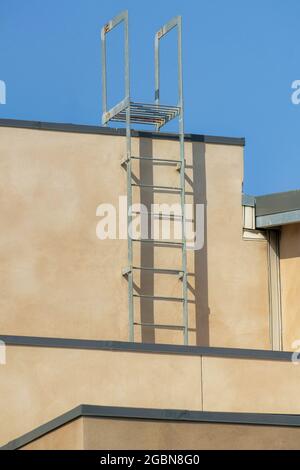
[1,0,299,195]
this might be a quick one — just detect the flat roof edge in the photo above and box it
[0,334,293,362]
[256,190,300,217]
[3,404,300,450]
[256,209,300,228]
[242,194,256,207]
[0,118,245,146]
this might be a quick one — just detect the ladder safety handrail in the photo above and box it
[101,10,129,126]
[154,16,183,111]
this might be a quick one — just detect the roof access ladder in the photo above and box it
[101,11,188,344]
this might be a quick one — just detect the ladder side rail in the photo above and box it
[177,17,189,345]
[101,10,134,341]
[124,12,134,342]
[154,16,188,344]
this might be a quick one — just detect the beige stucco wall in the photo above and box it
[20,416,300,450]
[83,417,300,450]
[0,126,270,348]
[202,356,300,414]
[203,143,269,348]
[22,418,84,450]
[0,345,202,445]
[1,345,300,447]
[280,223,300,351]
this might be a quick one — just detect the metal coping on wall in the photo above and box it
[0,334,294,362]
[243,191,300,227]
[3,404,300,450]
[256,190,300,217]
[0,118,245,146]
[256,210,300,228]
[242,194,256,207]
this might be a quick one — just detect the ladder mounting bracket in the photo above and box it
[121,155,130,168]
[122,266,132,277]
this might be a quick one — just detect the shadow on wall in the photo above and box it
[138,137,155,343]
[192,141,210,347]
[280,224,300,260]
[131,138,210,346]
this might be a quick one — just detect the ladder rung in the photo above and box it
[133,294,184,302]
[134,322,185,331]
[132,211,183,220]
[133,266,183,275]
[131,156,181,164]
[132,183,182,192]
[132,239,183,246]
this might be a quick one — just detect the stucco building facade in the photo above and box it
[1,118,300,449]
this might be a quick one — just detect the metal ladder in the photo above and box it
[101,11,188,345]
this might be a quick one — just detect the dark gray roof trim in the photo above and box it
[0,118,245,146]
[256,210,300,228]
[256,190,300,217]
[0,334,294,362]
[242,194,255,207]
[242,190,300,228]
[3,404,300,450]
